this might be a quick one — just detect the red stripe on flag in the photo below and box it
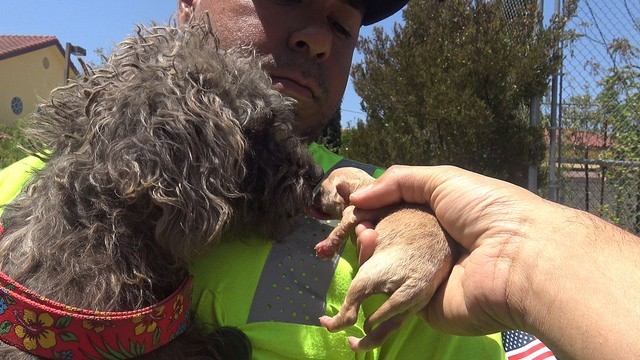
[507,341,551,360]
[536,350,556,359]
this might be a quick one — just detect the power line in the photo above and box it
[340,108,365,115]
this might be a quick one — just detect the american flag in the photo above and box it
[502,330,557,360]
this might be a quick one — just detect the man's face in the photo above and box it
[179,0,363,139]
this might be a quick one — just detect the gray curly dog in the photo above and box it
[0,19,322,359]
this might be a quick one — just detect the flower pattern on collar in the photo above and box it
[0,226,193,359]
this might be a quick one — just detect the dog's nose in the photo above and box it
[309,163,325,205]
[308,164,324,187]
[308,163,324,196]
[312,185,324,210]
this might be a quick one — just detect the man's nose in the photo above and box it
[289,23,332,61]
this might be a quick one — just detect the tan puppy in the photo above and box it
[312,167,457,351]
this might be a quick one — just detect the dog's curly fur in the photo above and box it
[0,20,321,359]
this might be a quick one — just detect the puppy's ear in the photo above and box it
[335,182,354,205]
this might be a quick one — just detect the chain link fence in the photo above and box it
[547,0,640,234]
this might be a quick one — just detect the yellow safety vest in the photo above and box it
[0,146,506,359]
[189,143,506,359]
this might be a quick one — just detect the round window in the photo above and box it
[42,57,50,69]
[11,97,23,115]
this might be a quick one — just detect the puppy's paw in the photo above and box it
[315,205,392,260]
[314,241,341,260]
[314,205,359,259]
[346,311,410,351]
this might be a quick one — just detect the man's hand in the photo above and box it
[349,165,535,335]
[349,165,640,360]
[312,167,456,351]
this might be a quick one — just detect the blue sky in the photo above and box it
[2,1,564,127]
[2,0,403,128]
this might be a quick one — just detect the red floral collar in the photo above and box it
[0,225,193,359]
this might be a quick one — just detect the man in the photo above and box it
[0,0,509,358]
[179,0,507,359]
[177,0,372,141]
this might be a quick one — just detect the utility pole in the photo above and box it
[528,0,545,194]
[64,42,86,83]
[548,0,563,202]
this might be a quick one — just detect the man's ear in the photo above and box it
[178,0,194,24]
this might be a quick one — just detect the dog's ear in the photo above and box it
[98,115,246,262]
[92,23,264,261]
[141,103,249,261]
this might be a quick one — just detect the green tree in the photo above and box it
[344,0,575,186]
[598,53,640,232]
[0,122,29,168]
[558,20,639,233]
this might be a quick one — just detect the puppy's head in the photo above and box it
[26,20,321,260]
[311,167,374,219]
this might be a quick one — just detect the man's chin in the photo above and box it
[294,108,336,142]
[294,119,328,142]
[300,130,322,143]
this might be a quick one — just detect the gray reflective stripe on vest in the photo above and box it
[247,159,380,325]
[247,216,342,325]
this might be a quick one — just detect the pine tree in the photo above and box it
[344,0,574,186]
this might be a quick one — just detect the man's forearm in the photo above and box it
[516,203,640,360]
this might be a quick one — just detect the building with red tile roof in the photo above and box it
[0,35,80,127]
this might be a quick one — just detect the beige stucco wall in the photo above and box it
[0,45,77,127]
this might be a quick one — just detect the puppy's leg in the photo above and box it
[312,167,457,350]
[319,206,457,352]
[312,167,375,259]
[314,205,391,259]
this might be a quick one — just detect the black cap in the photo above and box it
[362,0,409,25]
